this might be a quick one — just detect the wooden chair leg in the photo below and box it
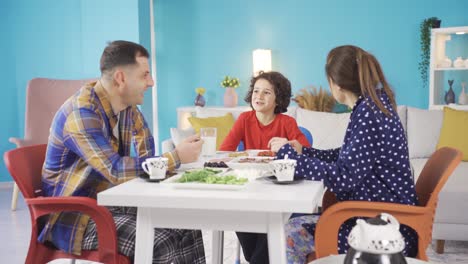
[11,183,19,211]
[436,240,445,254]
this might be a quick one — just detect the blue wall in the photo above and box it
[0,0,140,182]
[2,0,468,182]
[154,0,468,144]
[0,0,19,183]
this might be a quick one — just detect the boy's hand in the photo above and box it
[268,137,289,152]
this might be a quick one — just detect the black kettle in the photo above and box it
[343,213,407,264]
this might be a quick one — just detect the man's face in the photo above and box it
[120,56,154,106]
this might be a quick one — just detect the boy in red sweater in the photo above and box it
[220,71,310,152]
[220,71,310,264]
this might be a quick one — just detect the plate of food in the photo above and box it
[256,150,276,157]
[226,156,275,171]
[160,168,248,190]
[227,151,249,158]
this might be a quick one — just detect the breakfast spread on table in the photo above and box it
[159,150,292,188]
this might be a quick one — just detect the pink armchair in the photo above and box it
[9,77,95,210]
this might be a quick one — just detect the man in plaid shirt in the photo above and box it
[39,40,205,263]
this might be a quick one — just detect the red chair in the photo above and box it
[4,144,131,264]
[313,147,463,261]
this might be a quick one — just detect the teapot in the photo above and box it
[344,213,407,264]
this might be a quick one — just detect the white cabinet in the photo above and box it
[429,26,468,110]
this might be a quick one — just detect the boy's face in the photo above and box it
[251,78,276,114]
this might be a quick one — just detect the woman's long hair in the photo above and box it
[325,45,396,116]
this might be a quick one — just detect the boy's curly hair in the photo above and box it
[244,71,292,114]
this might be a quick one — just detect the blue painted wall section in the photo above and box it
[1,0,139,182]
[2,0,468,182]
[153,0,468,144]
[0,0,19,183]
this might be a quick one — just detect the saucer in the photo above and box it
[138,173,166,182]
[146,178,164,183]
[263,176,304,185]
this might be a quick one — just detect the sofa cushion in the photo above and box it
[188,113,235,150]
[295,108,350,149]
[437,107,468,161]
[411,158,468,224]
[406,107,443,159]
[195,106,250,119]
[396,105,407,133]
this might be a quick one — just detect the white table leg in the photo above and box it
[267,213,287,264]
[135,207,154,264]
[211,230,224,264]
[235,239,241,264]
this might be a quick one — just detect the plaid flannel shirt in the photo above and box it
[39,81,180,255]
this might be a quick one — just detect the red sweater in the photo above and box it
[220,110,311,151]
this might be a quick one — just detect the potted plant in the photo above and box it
[221,76,240,89]
[292,86,336,112]
[220,76,240,107]
[419,17,441,89]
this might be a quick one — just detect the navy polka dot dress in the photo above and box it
[277,92,419,257]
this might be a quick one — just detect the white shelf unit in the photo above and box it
[429,26,468,110]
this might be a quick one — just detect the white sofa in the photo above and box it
[162,105,468,252]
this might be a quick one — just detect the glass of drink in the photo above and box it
[200,127,217,156]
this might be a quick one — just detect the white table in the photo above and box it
[97,174,324,264]
[310,255,429,263]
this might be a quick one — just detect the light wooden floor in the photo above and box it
[1,183,467,264]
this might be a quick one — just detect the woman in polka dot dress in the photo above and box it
[270,45,418,264]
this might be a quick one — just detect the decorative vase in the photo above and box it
[445,80,455,105]
[459,82,467,105]
[223,87,238,107]
[194,93,206,107]
[454,57,465,68]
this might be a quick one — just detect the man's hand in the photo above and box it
[268,137,289,153]
[175,134,204,164]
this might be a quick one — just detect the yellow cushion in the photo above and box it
[188,113,235,150]
[436,107,468,161]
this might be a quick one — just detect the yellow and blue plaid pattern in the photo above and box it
[39,81,179,255]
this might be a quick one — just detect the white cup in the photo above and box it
[200,127,217,156]
[270,159,297,182]
[142,157,169,180]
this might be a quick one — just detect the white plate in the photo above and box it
[160,170,247,191]
[226,156,275,171]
